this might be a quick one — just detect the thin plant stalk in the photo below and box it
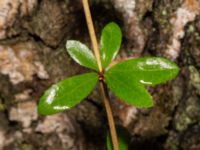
[82,0,102,72]
[82,0,119,150]
[99,81,119,150]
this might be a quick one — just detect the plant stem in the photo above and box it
[82,0,102,72]
[99,81,119,150]
[82,0,119,150]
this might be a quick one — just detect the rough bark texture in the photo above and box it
[0,0,200,150]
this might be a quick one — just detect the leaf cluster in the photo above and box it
[38,22,179,115]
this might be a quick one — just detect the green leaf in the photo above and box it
[106,57,179,85]
[38,73,98,115]
[104,72,153,107]
[107,134,112,150]
[66,40,98,71]
[106,127,129,150]
[100,22,122,68]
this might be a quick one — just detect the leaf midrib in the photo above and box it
[106,73,142,99]
[55,74,97,105]
[108,68,177,73]
[106,73,152,106]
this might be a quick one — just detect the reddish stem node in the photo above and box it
[98,71,104,81]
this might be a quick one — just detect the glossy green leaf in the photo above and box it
[100,22,122,68]
[66,40,98,71]
[38,73,98,115]
[106,57,179,86]
[106,127,129,150]
[104,72,153,107]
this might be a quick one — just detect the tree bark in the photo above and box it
[0,0,200,150]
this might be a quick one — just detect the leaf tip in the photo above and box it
[66,40,75,49]
[134,95,154,108]
[37,102,47,116]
